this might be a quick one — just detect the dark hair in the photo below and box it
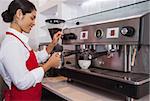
[1,0,36,23]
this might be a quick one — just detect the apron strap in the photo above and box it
[6,32,30,51]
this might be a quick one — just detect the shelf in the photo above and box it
[64,0,150,28]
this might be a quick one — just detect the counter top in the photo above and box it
[42,76,123,101]
[42,76,150,101]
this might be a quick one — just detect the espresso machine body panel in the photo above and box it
[63,17,141,71]
[133,46,150,74]
[92,47,124,71]
[132,13,150,74]
[63,18,140,45]
[140,13,150,45]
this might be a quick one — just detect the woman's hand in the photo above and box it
[52,31,62,46]
[46,31,62,54]
[47,52,61,68]
[42,52,61,72]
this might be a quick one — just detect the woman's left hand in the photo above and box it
[52,31,62,46]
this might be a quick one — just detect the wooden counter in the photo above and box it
[42,76,150,101]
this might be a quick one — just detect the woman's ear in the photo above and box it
[16,9,23,20]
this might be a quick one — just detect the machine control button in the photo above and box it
[95,29,103,39]
[80,31,88,40]
[120,26,135,37]
[106,27,119,38]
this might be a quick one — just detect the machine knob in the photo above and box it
[62,33,77,40]
[95,29,103,39]
[120,26,135,37]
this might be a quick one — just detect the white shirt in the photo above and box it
[0,28,49,90]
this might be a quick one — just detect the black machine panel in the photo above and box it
[60,67,149,99]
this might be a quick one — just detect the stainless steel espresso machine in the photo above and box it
[60,13,150,100]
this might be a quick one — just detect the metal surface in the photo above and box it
[140,13,150,45]
[63,66,150,85]
[63,17,140,45]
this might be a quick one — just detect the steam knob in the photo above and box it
[120,26,135,37]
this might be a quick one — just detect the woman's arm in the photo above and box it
[35,31,62,64]
[46,31,62,54]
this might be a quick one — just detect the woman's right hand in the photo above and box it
[42,52,61,72]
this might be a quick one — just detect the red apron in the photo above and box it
[4,32,42,101]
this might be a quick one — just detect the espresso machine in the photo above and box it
[60,13,150,100]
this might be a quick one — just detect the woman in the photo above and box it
[0,0,61,100]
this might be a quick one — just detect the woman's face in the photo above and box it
[19,10,36,33]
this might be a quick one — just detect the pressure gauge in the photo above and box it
[120,26,135,37]
[95,29,104,39]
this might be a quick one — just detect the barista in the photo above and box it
[0,0,61,100]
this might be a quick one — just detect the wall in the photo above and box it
[61,3,79,20]
[36,14,51,44]
[0,1,11,98]
[0,0,42,50]
[0,0,11,44]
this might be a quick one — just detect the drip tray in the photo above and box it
[62,66,150,99]
[89,68,149,82]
